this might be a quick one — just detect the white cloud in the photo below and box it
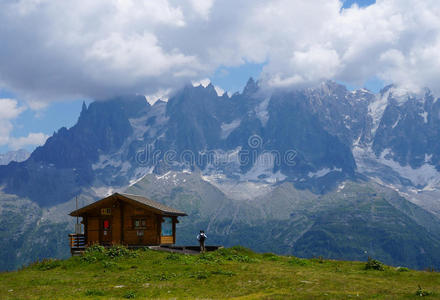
[0,121,13,146]
[0,98,25,119]
[0,98,26,145]
[1,0,440,102]
[8,132,49,150]
[0,98,48,150]
[188,0,214,19]
[266,46,341,88]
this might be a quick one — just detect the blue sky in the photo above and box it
[3,0,436,155]
[342,0,375,8]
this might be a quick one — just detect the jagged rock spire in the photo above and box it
[243,77,258,95]
[80,101,87,118]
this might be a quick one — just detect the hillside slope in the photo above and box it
[0,246,439,299]
[126,172,440,270]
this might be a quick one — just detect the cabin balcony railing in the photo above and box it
[69,233,86,251]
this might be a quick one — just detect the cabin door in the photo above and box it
[100,218,112,245]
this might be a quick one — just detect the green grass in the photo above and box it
[0,246,439,299]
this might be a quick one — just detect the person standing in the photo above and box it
[197,230,207,253]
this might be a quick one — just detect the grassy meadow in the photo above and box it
[0,245,439,299]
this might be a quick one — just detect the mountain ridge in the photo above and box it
[1,79,440,270]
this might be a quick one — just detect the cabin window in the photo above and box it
[101,208,111,215]
[161,217,173,236]
[133,218,147,229]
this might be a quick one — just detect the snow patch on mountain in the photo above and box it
[214,86,225,97]
[129,115,151,139]
[92,154,124,171]
[145,88,171,105]
[369,89,390,135]
[353,145,440,188]
[201,173,274,201]
[129,167,154,186]
[419,111,428,123]
[240,153,286,183]
[255,97,270,126]
[91,186,117,197]
[392,114,401,128]
[156,171,170,180]
[307,167,342,178]
[390,87,412,105]
[367,86,429,135]
[378,149,440,187]
[155,171,192,186]
[192,78,225,96]
[192,78,211,88]
[220,119,241,139]
[199,151,286,200]
[134,102,168,139]
[200,148,242,176]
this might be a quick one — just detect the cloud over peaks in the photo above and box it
[1,0,440,103]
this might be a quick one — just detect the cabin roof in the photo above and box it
[69,192,187,217]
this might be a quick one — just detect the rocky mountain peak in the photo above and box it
[80,101,87,117]
[0,149,30,165]
[243,77,258,95]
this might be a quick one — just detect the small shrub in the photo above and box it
[334,265,342,273]
[152,272,177,281]
[396,267,409,272]
[416,285,431,297]
[85,289,105,296]
[102,261,117,269]
[311,256,325,264]
[33,259,61,271]
[215,248,258,263]
[123,290,136,299]
[289,257,310,266]
[227,254,253,262]
[211,269,236,277]
[229,246,255,255]
[87,244,106,253]
[82,245,137,263]
[189,271,210,279]
[166,253,181,261]
[197,252,222,264]
[82,255,98,263]
[107,245,138,259]
[81,244,107,263]
[365,257,384,271]
[180,255,196,265]
[262,253,280,261]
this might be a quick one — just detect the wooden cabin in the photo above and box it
[69,193,187,252]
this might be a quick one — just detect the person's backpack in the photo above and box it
[198,233,206,242]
